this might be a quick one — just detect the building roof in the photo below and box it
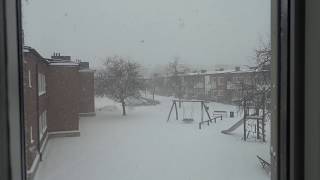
[181,68,268,77]
[24,46,93,68]
[23,46,49,64]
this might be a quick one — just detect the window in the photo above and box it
[233,77,242,83]
[38,73,46,95]
[210,77,217,89]
[4,0,320,180]
[28,70,32,88]
[218,77,224,85]
[226,81,234,89]
[20,0,274,179]
[30,126,34,144]
[39,110,47,140]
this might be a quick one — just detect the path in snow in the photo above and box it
[34,95,270,180]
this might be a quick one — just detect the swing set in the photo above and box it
[167,99,212,125]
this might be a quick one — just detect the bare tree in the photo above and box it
[254,40,272,111]
[239,40,271,111]
[96,56,144,116]
[150,73,159,102]
[236,40,271,141]
[166,59,190,100]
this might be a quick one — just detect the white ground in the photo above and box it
[35,95,270,180]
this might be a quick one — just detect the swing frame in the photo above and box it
[167,99,212,122]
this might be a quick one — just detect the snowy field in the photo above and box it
[35,95,270,180]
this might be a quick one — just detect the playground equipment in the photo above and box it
[257,155,271,174]
[213,110,228,118]
[221,98,267,142]
[181,101,195,122]
[221,118,244,134]
[167,99,226,129]
[167,99,211,123]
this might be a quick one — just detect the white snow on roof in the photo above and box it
[181,69,260,77]
[79,69,95,72]
[23,49,31,53]
[49,63,79,66]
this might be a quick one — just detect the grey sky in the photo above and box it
[22,0,270,69]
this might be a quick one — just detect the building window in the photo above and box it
[30,126,34,144]
[39,110,47,140]
[210,77,217,89]
[218,77,224,85]
[38,73,46,96]
[227,81,234,89]
[233,77,243,83]
[28,70,32,88]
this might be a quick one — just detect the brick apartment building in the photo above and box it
[151,67,270,104]
[23,47,95,180]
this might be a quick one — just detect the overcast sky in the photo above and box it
[22,0,270,69]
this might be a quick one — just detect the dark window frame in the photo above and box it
[0,0,310,180]
[272,0,305,180]
[1,0,26,180]
[0,0,10,179]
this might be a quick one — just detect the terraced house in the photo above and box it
[23,47,95,180]
[152,67,270,104]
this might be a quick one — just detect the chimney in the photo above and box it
[51,52,71,61]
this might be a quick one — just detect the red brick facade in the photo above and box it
[47,65,80,132]
[23,47,95,180]
[79,70,95,115]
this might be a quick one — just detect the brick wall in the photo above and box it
[37,60,49,146]
[23,48,96,179]
[79,70,95,114]
[47,65,80,132]
[23,52,39,170]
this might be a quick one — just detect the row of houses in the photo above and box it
[23,47,95,180]
[149,66,270,104]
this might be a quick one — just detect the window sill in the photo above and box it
[38,92,46,96]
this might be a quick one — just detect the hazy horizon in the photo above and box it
[22,0,270,69]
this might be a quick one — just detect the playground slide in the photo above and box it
[221,118,244,134]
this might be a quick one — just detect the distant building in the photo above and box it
[151,67,270,104]
[23,47,95,180]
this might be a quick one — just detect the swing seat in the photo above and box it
[182,118,194,123]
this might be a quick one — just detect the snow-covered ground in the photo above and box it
[35,95,270,180]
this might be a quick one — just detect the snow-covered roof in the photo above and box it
[46,58,80,67]
[49,62,79,66]
[181,68,266,77]
[23,46,49,64]
[79,69,95,72]
[23,46,92,68]
[23,48,30,53]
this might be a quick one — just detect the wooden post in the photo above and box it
[201,102,204,122]
[257,116,260,139]
[204,104,212,122]
[262,93,266,142]
[167,102,175,122]
[243,99,247,141]
[174,101,178,120]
